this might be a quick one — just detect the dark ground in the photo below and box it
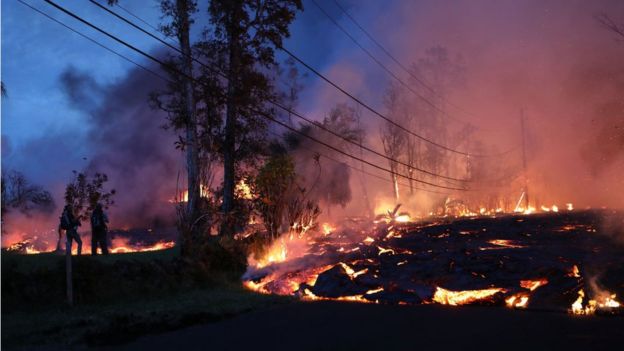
[103,301,624,351]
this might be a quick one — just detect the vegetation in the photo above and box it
[63,171,115,221]
[1,169,55,218]
[2,248,284,349]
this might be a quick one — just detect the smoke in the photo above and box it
[2,55,182,250]
[293,0,624,212]
[598,210,624,244]
[61,62,181,228]
[59,67,103,112]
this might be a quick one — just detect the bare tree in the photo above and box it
[1,170,55,218]
[381,83,407,201]
[596,14,624,42]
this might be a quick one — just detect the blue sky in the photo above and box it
[2,0,408,191]
[1,0,386,179]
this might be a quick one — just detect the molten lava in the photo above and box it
[432,287,505,306]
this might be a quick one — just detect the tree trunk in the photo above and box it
[221,7,242,237]
[177,0,200,252]
[391,164,400,202]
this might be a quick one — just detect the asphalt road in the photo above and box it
[105,301,624,351]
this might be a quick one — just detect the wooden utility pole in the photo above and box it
[65,238,73,307]
[520,109,529,209]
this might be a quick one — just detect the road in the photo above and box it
[104,301,624,351]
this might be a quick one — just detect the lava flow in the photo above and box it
[244,208,624,315]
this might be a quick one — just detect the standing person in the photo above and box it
[90,203,109,255]
[60,204,82,255]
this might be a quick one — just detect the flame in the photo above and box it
[568,265,581,278]
[520,278,548,291]
[236,179,254,200]
[480,239,527,250]
[366,287,384,295]
[172,184,210,203]
[600,295,621,308]
[506,294,529,308]
[321,223,335,235]
[109,240,175,253]
[301,288,374,303]
[363,236,375,244]
[377,246,396,255]
[338,262,368,279]
[432,287,505,306]
[566,203,574,211]
[243,280,269,294]
[252,239,288,268]
[570,289,621,315]
[394,214,410,223]
[571,289,593,315]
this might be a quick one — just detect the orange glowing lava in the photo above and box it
[432,287,505,306]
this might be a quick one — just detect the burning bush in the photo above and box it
[250,154,320,240]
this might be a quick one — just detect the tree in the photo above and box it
[251,154,296,239]
[281,103,361,216]
[1,170,54,218]
[381,84,407,201]
[273,57,307,126]
[596,14,624,43]
[204,0,303,236]
[153,0,203,255]
[64,171,115,221]
[407,46,466,179]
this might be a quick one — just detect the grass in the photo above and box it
[1,247,293,349]
[2,246,179,273]
[2,285,292,349]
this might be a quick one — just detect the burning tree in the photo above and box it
[203,0,303,237]
[250,154,320,240]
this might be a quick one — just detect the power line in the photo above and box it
[331,0,477,119]
[312,0,463,122]
[16,0,169,84]
[258,110,467,191]
[277,44,512,158]
[87,0,473,184]
[115,2,168,41]
[267,129,451,195]
[90,0,493,158]
[40,0,469,192]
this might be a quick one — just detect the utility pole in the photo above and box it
[520,108,529,209]
[66,236,73,307]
